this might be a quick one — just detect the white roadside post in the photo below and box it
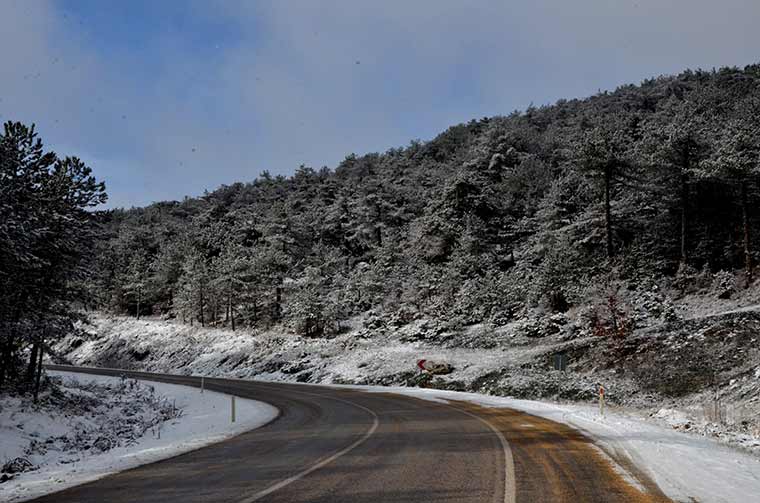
[598,383,606,417]
[231,395,236,423]
[201,376,204,394]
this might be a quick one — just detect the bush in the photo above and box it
[631,283,679,325]
[712,270,736,299]
[589,290,635,342]
[673,263,712,294]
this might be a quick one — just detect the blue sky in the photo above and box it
[2,0,760,208]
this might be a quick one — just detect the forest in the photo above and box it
[94,65,760,334]
[0,123,106,396]
[4,64,760,392]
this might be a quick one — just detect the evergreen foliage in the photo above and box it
[8,64,760,358]
[90,65,760,334]
[0,122,106,396]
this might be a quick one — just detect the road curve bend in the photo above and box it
[35,366,668,503]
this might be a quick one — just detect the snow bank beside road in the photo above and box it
[1,371,278,503]
[335,384,760,503]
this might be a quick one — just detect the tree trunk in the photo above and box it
[0,338,6,389]
[1,303,26,388]
[199,286,205,327]
[0,327,17,389]
[604,164,614,258]
[33,337,44,403]
[273,286,282,322]
[741,180,753,287]
[375,202,383,247]
[680,171,689,264]
[26,341,39,382]
[230,298,235,332]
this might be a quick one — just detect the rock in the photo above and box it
[488,153,505,170]
[653,408,692,430]
[1,457,35,474]
[418,360,454,375]
[281,360,310,374]
[92,436,115,452]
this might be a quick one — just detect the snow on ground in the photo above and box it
[679,282,760,319]
[0,371,278,503]
[327,384,760,503]
[53,313,760,501]
[58,315,568,393]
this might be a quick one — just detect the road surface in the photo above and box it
[36,366,670,503]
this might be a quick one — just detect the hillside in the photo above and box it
[55,290,760,457]
[50,64,760,456]
[94,64,760,338]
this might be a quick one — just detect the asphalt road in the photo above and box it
[36,366,670,503]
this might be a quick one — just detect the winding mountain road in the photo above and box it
[37,366,669,503]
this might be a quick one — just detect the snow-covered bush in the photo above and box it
[673,263,712,294]
[631,283,680,324]
[1,458,34,476]
[712,270,737,299]
[1,375,184,485]
[514,314,564,338]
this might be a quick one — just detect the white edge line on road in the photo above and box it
[443,403,517,503]
[236,387,380,503]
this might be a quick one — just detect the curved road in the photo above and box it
[37,366,670,503]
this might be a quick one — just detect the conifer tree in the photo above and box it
[706,98,760,285]
[576,124,634,258]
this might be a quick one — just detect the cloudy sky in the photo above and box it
[1,0,759,208]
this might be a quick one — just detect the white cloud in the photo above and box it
[2,0,760,207]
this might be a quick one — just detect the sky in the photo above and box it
[1,0,760,208]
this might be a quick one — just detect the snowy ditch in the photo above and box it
[0,371,278,503]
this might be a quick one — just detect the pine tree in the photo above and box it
[643,100,709,265]
[575,123,635,258]
[0,122,106,392]
[123,251,150,319]
[176,249,210,326]
[706,98,760,286]
[211,243,255,331]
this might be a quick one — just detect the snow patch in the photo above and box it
[1,371,278,503]
[653,408,693,430]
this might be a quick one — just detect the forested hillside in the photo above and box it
[94,65,760,339]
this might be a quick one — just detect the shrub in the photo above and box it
[589,290,634,342]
